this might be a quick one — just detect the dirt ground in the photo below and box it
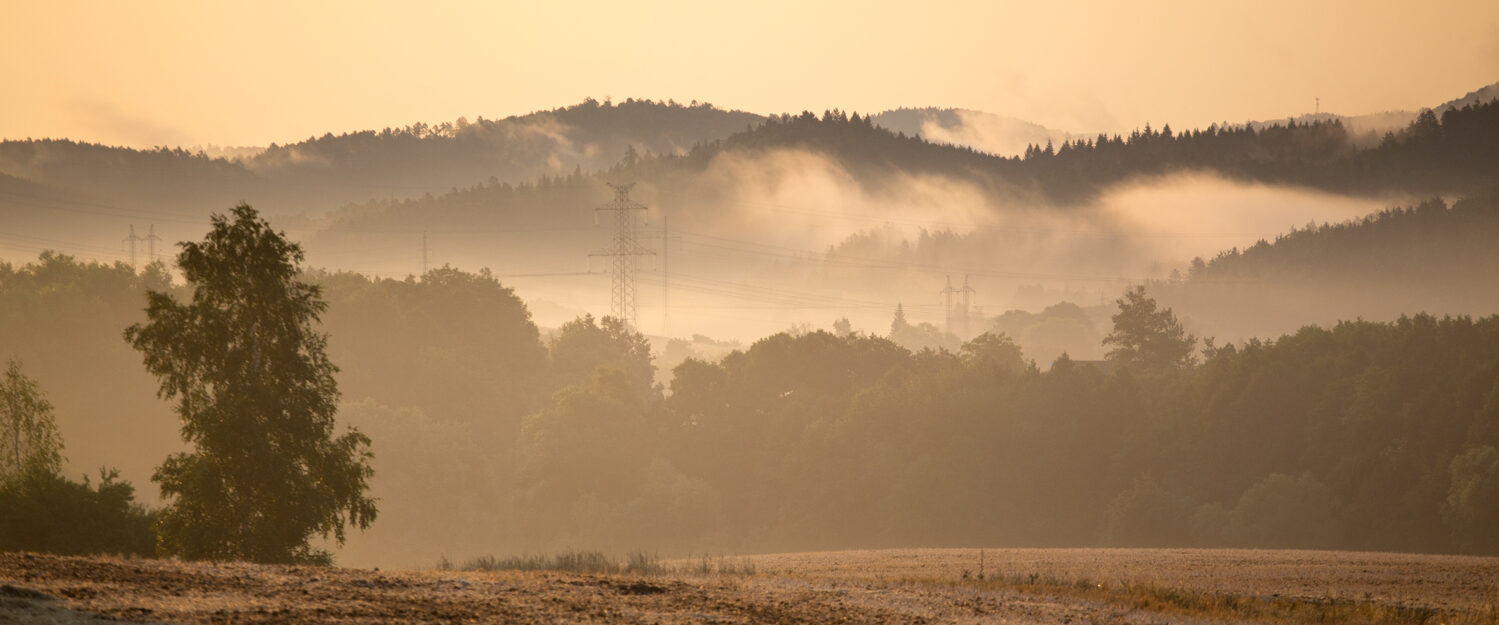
[1,548,1495,624]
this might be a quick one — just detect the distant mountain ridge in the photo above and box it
[1246,80,1499,145]
[2,84,1497,276]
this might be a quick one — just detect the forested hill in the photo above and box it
[0,99,764,218]
[4,91,1497,291]
[703,97,1499,204]
[241,98,766,208]
[0,99,765,265]
[5,91,1496,231]
[1024,99,1499,202]
[1153,190,1499,341]
[316,99,1499,254]
[330,95,1499,235]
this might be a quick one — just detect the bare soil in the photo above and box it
[1,548,1495,624]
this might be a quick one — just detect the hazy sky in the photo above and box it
[3,0,1496,148]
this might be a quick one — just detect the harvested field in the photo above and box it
[1,548,1496,624]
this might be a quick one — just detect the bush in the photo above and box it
[1100,474,1194,547]
[0,467,156,556]
[1443,446,1499,554]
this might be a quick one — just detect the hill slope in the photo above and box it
[1153,190,1499,341]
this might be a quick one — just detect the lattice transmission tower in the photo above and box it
[942,274,975,339]
[589,183,654,329]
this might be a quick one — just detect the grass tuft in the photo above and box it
[442,550,661,575]
[674,554,758,576]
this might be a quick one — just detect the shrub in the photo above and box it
[0,467,156,556]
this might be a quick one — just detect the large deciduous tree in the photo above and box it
[1103,286,1197,370]
[125,204,375,564]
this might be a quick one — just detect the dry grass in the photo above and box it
[3,548,1496,624]
[439,550,662,574]
[746,548,1499,624]
[947,572,1498,625]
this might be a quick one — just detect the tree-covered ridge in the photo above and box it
[1183,192,1499,282]
[244,98,765,206]
[0,99,766,221]
[690,98,1499,204]
[329,96,1499,241]
[1144,190,1499,341]
[0,139,265,217]
[1020,99,1499,201]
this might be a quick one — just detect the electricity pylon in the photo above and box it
[124,225,143,268]
[589,183,654,329]
[942,275,975,339]
[146,225,162,264]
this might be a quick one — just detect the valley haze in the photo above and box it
[2,3,1498,624]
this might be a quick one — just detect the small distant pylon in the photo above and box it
[145,225,162,264]
[589,183,654,329]
[124,225,143,268]
[942,275,976,338]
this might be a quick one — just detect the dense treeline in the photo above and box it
[5,248,1497,563]
[0,252,636,563]
[515,312,1498,555]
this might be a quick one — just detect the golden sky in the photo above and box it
[3,0,1496,148]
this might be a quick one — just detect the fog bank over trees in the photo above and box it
[2,87,1497,566]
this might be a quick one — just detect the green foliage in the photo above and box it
[0,253,177,493]
[1443,446,1499,554]
[1100,474,1193,547]
[1217,473,1338,549]
[517,368,650,546]
[639,313,1499,554]
[0,360,63,482]
[1104,286,1196,370]
[0,361,156,558]
[316,266,547,427]
[888,303,961,352]
[989,302,1106,366]
[547,314,655,394]
[960,332,1030,374]
[125,204,375,564]
[0,467,155,557]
